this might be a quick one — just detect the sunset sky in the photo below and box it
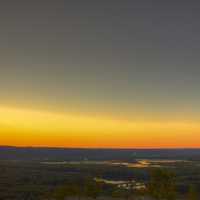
[0,1,200,148]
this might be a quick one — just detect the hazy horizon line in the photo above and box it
[1,145,200,150]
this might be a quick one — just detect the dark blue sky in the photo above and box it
[0,0,200,119]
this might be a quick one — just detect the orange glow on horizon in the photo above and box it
[0,105,200,148]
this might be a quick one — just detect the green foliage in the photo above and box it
[52,180,103,200]
[121,188,134,200]
[84,180,103,199]
[111,186,135,200]
[111,188,124,198]
[53,184,84,200]
[52,186,67,200]
[188,185,198,200]
[148,168,177,200]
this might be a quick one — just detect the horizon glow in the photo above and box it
[0,105,199,148]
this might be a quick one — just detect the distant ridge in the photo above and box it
[0,146,200,161]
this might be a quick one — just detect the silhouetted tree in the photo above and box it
[122,188,134,200]
[112,188,124,199]
[148,168,176,200]
[52,185,68,200]
[112,187,135,200]
[52,184,84,200]
[188,185,198,200]
[84,180,102,199]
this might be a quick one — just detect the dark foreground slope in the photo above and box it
[0,147,200,199]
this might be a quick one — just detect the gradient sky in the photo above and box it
[0,0,200,148]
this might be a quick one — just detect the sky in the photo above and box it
[0,0,200,148]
